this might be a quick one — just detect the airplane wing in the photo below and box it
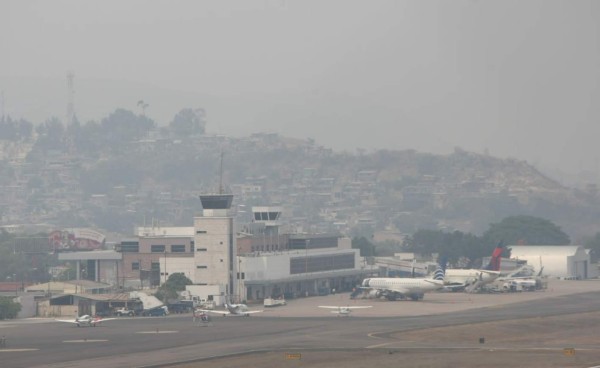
[92,317,117,324]
[199,309,231,315]
[55,319,79,324]
[243,310,263,314]
[318,306,372,309]
[379,286,411,295]
[442,283,467,291]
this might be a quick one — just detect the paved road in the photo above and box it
[1,289,599,368]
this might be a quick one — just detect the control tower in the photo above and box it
[250,206,283,236]
[194,194,236,296]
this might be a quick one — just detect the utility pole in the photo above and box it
[163,250,167,285]
[139,259,143,289]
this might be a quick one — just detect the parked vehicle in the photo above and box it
[115,308,135,317]
[264,297,286,307]
[143,306,169,317]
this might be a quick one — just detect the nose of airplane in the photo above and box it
[362,279,370,287]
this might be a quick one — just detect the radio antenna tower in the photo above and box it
[66,71,75,124]
[0,90,4,120]
[219,151,224,194]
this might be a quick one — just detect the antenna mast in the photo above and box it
[219,151,224,194]
[66,71,75,124]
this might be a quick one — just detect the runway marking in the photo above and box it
[63,339,108,343]
[136,330,179,334]
[366,342,393,349]
[0,348,39,352]
[367,332,386,339]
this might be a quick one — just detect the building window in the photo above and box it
[171,244,186,253]
[132,262,140,271]
[118,241,139,253]
[196,230,207,234]
[290,253,355,274]
[197,248,207,252]
[151,262,160,271]
[151,245,166,253]
[196,265,207,269]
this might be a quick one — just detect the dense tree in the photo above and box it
[155,273,192,302]
[482,215,570,246]
[351,236,376,257]
[34,117,65,150]
[169,108,206,136]
[403,229,490,267]
[0,116,33,141]
[100,108,155,146]
[0,297,21,320]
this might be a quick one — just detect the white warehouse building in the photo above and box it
[509,245,596,279]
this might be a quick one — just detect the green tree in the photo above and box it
[483,215,570,246]
[155,273,192,302]
[169,108,206,136]
[403,229,491,267]
[351,236,376,257]
[100,108,155,147]
[0,297,21,320]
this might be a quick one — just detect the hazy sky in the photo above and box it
[2,1,599,182]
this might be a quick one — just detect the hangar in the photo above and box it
[509,245,595,279]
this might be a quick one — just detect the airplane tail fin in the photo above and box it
[484,241,505,271]
[433,257,447,281]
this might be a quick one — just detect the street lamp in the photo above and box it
[163,250,167,285]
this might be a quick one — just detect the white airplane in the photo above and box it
[444,269,500,292]
[442,242,504,292]
[55,315,117,327]
[318,305,372,316]
[360,264,445,301]
[199,299,263,317]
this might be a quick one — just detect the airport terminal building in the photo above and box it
[53,199,368,305]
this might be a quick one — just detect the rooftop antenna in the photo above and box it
[0,90,4,120]
[219,151,224,194]
[66,71,75,124]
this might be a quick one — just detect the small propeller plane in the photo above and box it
[318,305,372,316]
[198,298,263,317]
[55,315,117,327]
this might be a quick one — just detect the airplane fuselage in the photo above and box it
[444,269,499,286]
[362,277,443,300]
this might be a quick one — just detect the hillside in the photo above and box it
[0,124,598,242]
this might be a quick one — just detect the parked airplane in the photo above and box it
[443,243,505,292]
[486,247,545,291]
[199,298,263,317]
[360,263,445,300]
[318,305,372,316]
[55,315,117,327]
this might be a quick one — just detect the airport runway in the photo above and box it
[2,283,600,368]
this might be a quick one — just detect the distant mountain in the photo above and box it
[1,124,599,242]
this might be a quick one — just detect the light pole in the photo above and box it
[13,273,17,296]
[305,239,310,274]
[163,250,167,285]
[304,239,310,297]
[238,257,242,303]
[139,259,143,289]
